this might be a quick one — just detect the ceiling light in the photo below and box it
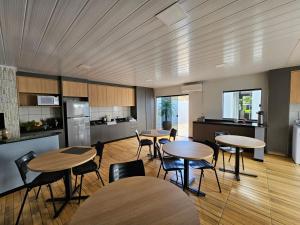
[155,3,188,26]
[77,64,91,70]
[145,79,153,82]
[216,63,226,68]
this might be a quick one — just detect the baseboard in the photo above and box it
[267,151,288,156]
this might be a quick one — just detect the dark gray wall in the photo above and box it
[267,68,291,155]
[135,87,155,131]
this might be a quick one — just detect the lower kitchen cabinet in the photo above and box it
[90,122,138,144]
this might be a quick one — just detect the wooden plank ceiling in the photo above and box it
[0,0,300,87]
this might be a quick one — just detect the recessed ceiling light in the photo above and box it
[155,3,188,26]
[216,63,226,68]
[77,64,92,70]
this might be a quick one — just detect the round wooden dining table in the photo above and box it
[141,129,169,158]
[215,135,266,181]
[28,146,96,217]
[69,176,200,225]
[163,141,213,196]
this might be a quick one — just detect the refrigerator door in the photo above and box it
[66,101,90,118]
[67,117,90,146]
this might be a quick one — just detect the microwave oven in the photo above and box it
[37,96,59,106]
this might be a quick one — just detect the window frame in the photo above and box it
[222,88,262,122]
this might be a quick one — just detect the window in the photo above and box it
[222,89,262,121]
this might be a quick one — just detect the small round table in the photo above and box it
[215,135,266,181]
[69,176,200,225]
[28,146,96,217]
[141,129,169,158]
[163,141,213,196]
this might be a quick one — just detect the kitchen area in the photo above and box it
[0,69,154,195]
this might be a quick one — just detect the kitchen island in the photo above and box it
[0,132,61,195]
[193,119,266,161]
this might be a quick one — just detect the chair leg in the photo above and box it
[48,184,57,214]
[175,170,178,183]
[213,168,222,193]
[157,163,162,178]
[148,145,152,157]
[228,153,232,162]
[137,146,142,160]
[78,175,84,204]
[197,170,204,196]
[163,171,167,180]
[96,170,105,186]
[222,151,225,170]
[179,170,184,190]
[74,175,78,189]
[35,185,41,200]
[15,188,29,225]
[136,145,140,155]
[241,152,245,170]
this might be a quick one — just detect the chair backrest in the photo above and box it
[200,140,220,166]
[109,160,145,183]
[169,128,177,141]
[135,130,141,143]
[95,141,105,169]
[215,131,230,137]
[15,151,37,185]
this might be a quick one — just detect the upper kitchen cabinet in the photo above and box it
[62,81,88,97]
[88,84,107,106]
[89,84,135,107]
[17,76,59,94]
[290,70,300,104]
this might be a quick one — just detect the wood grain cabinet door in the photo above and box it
[62,81,88,97]
[290,71,300,104]
[17,76,58,94]
[97,85,107,106]
[88,84,98,106]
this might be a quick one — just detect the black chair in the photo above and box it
[15,151,65,225]
[156,144,184,188]
[190,140,222,195]
[135,130,153,159]
[72,141,105,204]
[215,131,245,171]
[109,160,145,183]
[159,128,177,146]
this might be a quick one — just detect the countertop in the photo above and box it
[193,119,266,128]
[90,119,137,126]
[0,130,62,145]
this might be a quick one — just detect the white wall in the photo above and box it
[155,72,268,137]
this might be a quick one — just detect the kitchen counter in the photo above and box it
[193,119,266,128]
[0,130,62,145]
[90,121,137,144]
[193,119,266,161]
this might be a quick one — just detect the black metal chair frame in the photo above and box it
[156,144,184,189]
[73,141,105,204]
[109,160,145,183]
[135,130,153,160]
[190,141,222,195]
[15,151,65,225]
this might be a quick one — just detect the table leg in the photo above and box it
[47,169,90,218]
[153,137,158,158]
[170,160,205,196]
[235,147,240,181]
[219,146,257,180]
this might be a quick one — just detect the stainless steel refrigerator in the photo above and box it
[66,101,90,146]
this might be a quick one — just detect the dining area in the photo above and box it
[7,127,268,225]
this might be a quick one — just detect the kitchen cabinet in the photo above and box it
[290,70,300,104]
[62,80,88,97]
[88,84,135,107]
[17,76,59,94]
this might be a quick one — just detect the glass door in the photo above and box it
[156,95,189,137]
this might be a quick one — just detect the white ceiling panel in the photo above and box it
[0,0,300,87]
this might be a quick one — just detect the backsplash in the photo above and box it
[90,106,131,121]
[19,107,61,123]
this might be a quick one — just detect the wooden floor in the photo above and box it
[1,137,300,225]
